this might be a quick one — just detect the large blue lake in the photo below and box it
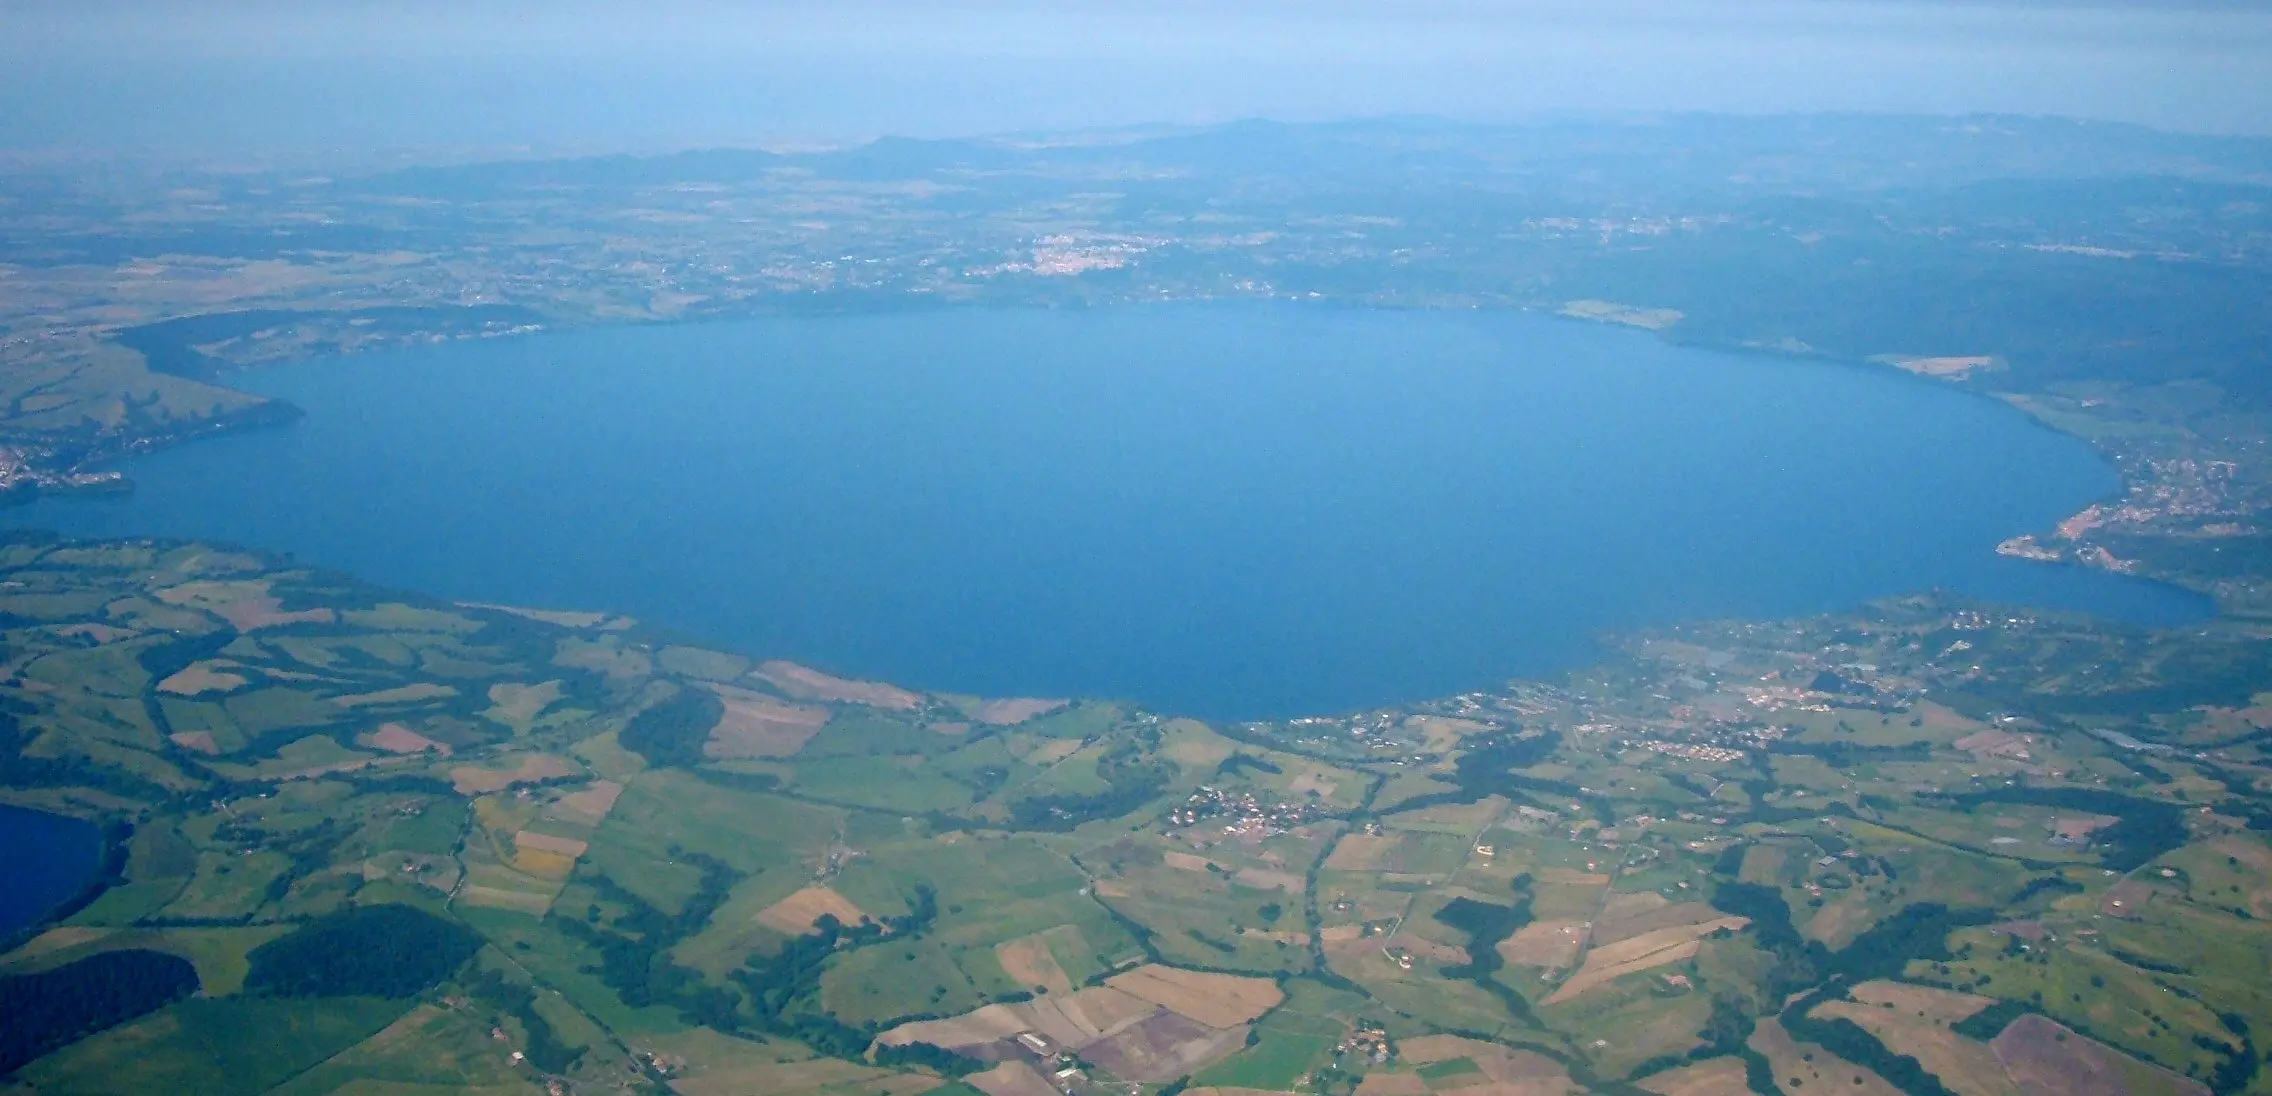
[0,803,102,937]
[7,306,2207,718]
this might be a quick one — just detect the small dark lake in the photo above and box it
[5,305,2208,718]
[0,802,103,938]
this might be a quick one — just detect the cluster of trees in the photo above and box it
[217,816,351,906]
[1767,738,1933,768]
[1390,729,1563,813]
[1939,786,2188,871]
[463,967,583,1074]
[2007,875,2082,904]
[619,687,726,768]
[553,853,742,1028]
[0,697,173,801]
[1680,994,1777,1094]
[731,885,944,1058]
[1732,902,2000,1096]
[1429,877,1538,1026]
[0,950,199,1074]
[2208,1012,2259,1096]
[1709,882,1828,1003]
[1780,1011,1958,1096]
[243,904,483,998]
[871,1039,984,1077]
[1949,998,2033,1040]
[1007,740,1175,831]
[1213,753,1283,778]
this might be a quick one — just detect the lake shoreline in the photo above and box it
[61,297,2194,601]
[0,802,110,950]
[0,304,2209,721]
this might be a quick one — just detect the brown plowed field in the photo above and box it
[703,683,832,758]
[756,660,922,709]
[1106,965,1283,1027]
[997,930,1076,995]
[1498,920,1588,968]
[1544,917,1745,1003]
[1638,1058,1751,1096]
[1994,1014,2207,1096]
[974,698,1067,724]
[1081,1010,1248,1083]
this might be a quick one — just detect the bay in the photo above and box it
[0,803,102,938]
[5,305,2207,718]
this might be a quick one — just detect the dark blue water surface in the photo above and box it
[0,803,102,937]
[5,306,2207,718]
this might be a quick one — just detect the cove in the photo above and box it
[0,803,103,938]
[4,305,2208,719]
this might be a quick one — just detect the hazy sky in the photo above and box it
[4,0,2270,157]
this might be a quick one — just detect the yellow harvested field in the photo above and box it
[54,622,136,643]
[511,846,579,880]
[547,779,624,825]
[702,683,831,758]
[1846,979,1994,1022]
[1498,920,1588,968]
[755,659,923,709]
[1544,917,1747,1004]
[1164,851,1226,872]
[485,680,564,726]
[450,753,579,794]
[156,661,247,696]
[756,885,869,934]
[1024,738,1086,765]
[1594,900,1729,946]
[1817,987,2013,1096]
[458,884,554,914]
[974,697,1067,724]
[1325,834,1398,870]
[168,731,219,755]
[362,722,446,755]
[1750,1017,1904,1096]
[514,831,590,858]
[4,926,114,964]
[1106,965,1282,1028]
[155,579,336,630]
[333,683,457,708]
[1639,1058,1753,1096]
[1575,916,1748,969]
[997,931,1076,995]
[878,1003,1031,1048]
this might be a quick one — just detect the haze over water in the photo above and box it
[6,306,2206,718]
